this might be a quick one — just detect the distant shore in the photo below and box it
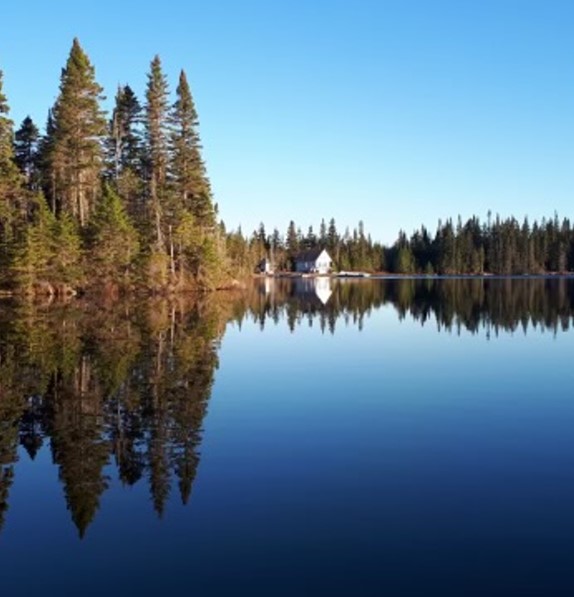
[253,272,574,280]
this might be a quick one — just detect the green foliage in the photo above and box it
[173,211,199,268]
[107,85,142,180]
[0,297,227,533]
[0,71,19,182]
[53,213,83,285]
[146,250,170,288]
[169,70,213,227]
[86,184,139,284]
[0,43,225,294]
[4,39,574,292]
[11,195,84,292]
[12,195,56,291]
[14,116,40,189]
[197,236,221,288]
[144,55,170,251]
[394,246,415,274]
[0,70,24,274]
[397,213,574,275]
[49,38,107,226]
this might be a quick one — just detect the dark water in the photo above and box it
[2,277,574,596]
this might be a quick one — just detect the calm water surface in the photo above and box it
[2,278,574,596]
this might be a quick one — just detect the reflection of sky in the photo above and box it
[203,309,574,592]
[214,305,574,422]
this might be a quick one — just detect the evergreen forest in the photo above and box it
[0,39,225,296]
[230,213,574,276]
[1,38,574,295]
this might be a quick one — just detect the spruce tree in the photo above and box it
[50,38,106,226]
[11,195,57,292]
[286,220,299,260]
[86,184,139,284]
[169,69,213,227]
[143,55,170,251]
[37,109,57,213]
[106,85,143,224]
[14,116,40,189]
[107,85,142,180]
[53,213,82,287]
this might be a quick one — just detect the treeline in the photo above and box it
[226,213,574,275]
[392,214,574,274]
[226,219,385,273]
[3,39,574,290]
[0,38,226,296]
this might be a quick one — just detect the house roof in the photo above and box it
[294,247,330,262]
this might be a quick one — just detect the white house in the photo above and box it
[294,248,332,274]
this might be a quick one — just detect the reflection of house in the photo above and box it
[294,248,332,274]
[313,277,332,305]
[257,258,274,274]
[293,277,332,306]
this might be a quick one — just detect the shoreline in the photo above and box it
[253,272,574,280]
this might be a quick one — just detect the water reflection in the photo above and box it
[0,297,230,537]
[2,277,574,537]
[243,276,574,336]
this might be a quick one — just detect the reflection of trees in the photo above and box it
[0,324,27,533]
[245,277,574,335]
[0,296,228,537]
[0,396,19,534]
[1,278,574,536]
[48,362,110,538]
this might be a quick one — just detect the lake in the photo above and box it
[1,277,574,596]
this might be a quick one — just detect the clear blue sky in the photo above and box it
[1,0,573,243]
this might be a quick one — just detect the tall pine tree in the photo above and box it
[49,38,106,226]
[106,85,142,180]
[143,55,170,251]
[106,85,143,222]
[169,69,213,228]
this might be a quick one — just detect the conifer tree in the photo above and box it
[37,109,57,214]
[52,213,82,287]
[107,85,142,179]
[86,184,139,284]
[14,116,40,189]
[286,220,299,259]
[143,55,170,251]
[169,69,213,227]
[50,38,106,226]
[104,86,144,226]
[319,218,327,246]
[11,195,56,291]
